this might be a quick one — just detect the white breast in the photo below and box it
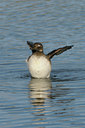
[27,55,51,78]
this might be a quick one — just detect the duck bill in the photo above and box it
[27,41,34,49]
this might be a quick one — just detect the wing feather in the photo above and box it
[47,45,73,59]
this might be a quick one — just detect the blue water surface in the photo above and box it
[0,0,85,128]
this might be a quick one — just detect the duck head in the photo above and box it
[27,41,43,53]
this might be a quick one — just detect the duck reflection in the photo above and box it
[28,78,75,126]
[28,78,74,107]
[28,78,52,106]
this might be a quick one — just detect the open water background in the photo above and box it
[0,0,85,127]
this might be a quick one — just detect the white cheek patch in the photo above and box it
[38,44,41,47]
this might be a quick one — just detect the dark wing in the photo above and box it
[47,45,73,59]
[27,41,34,48]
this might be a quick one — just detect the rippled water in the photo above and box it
[0,0,85,128]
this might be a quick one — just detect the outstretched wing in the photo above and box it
[47,45,73,59]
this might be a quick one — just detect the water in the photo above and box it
[0,0,85,127]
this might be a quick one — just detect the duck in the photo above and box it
[26,41,73,78]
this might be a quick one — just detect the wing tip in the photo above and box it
[70,45,74,48]
[66,45,74,49]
